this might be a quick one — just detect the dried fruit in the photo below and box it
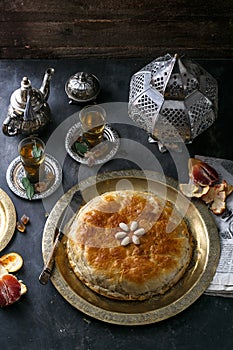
[134,228,146,237]
[45,171,55,184]
[115,232,127,239]
[0,274,22,307]
[132,235,140,245]
[201,181,228,215]
[0,252,23,273]
[179,182,209,198]
[115,221,146,246]
[0,261,8,276]
[180,158,233,215]
[119,222,129,231]
[201,183,226,204]
[0,273,27,307]
[211,190,226,215]
[19,281,27,295]
[34,181,48,193]
[0,255,27,307]
[188,158,219,186]
[130,221,138,231]
[225,182,233,197]
[121,236,130,246]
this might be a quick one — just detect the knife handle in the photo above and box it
[39,231,63,285]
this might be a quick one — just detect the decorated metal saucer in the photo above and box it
[6,154,62,200]
[0,188,16,251]
[65,123,120,166]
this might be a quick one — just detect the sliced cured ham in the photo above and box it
[0,262,22,307]
[1,274,21,306]
[0,279,8,307]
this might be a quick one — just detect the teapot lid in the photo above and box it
[10,76,45,112]
[65,72,100,103]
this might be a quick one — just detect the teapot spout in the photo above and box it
[40,67,55,101]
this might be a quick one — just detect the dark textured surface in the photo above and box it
[1,1,233,59]
[0,58,233,350]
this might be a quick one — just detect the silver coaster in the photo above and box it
[6,154,62,200]
[65,122,120,166]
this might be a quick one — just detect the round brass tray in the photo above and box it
[42,170,220,325]
[0,188,16,251]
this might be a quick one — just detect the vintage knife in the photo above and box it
[39,190,83,285]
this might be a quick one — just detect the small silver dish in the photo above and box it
[65,123,120,166]
[6,154,62,200]
[65,72,100,104]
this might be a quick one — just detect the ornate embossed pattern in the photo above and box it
[6,154,62,200]
[128,54,218,148]
[0,188,16,251]
[42,170,220,325]
[65,123,120,166]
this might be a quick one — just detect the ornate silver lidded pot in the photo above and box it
[128,53,218,152]
[65,72,100,104]
[2,68,54,136]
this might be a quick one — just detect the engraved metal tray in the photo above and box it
[6,154,62,200]
[42,170,220,325]
[65,122,120,166]
[0,188,16,251]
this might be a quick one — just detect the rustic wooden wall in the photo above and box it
[1,0,233,59]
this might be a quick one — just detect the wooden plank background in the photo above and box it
[0,0,233,59]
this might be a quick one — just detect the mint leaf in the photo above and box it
[32,144,42,159]
[74,142,88,155]
[21,177,34,200]
[21,177,30,188]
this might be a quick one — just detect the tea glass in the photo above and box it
[79,105,106,147]
[18,136,45,183]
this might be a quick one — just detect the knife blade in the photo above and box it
[39,189,83,285]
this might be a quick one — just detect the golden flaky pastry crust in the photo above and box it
[66,190,193,301]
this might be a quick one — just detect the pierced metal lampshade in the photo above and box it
[128,53,218,152]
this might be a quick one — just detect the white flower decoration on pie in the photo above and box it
[115,221,146,246]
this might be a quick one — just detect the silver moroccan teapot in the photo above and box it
[2,68,54,136]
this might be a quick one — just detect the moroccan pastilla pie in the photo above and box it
[66,190,193,301]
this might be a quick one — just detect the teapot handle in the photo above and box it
[2,115,20,136]
[2,92,34,136]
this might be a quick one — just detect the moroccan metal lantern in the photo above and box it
[128,53,218,152]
